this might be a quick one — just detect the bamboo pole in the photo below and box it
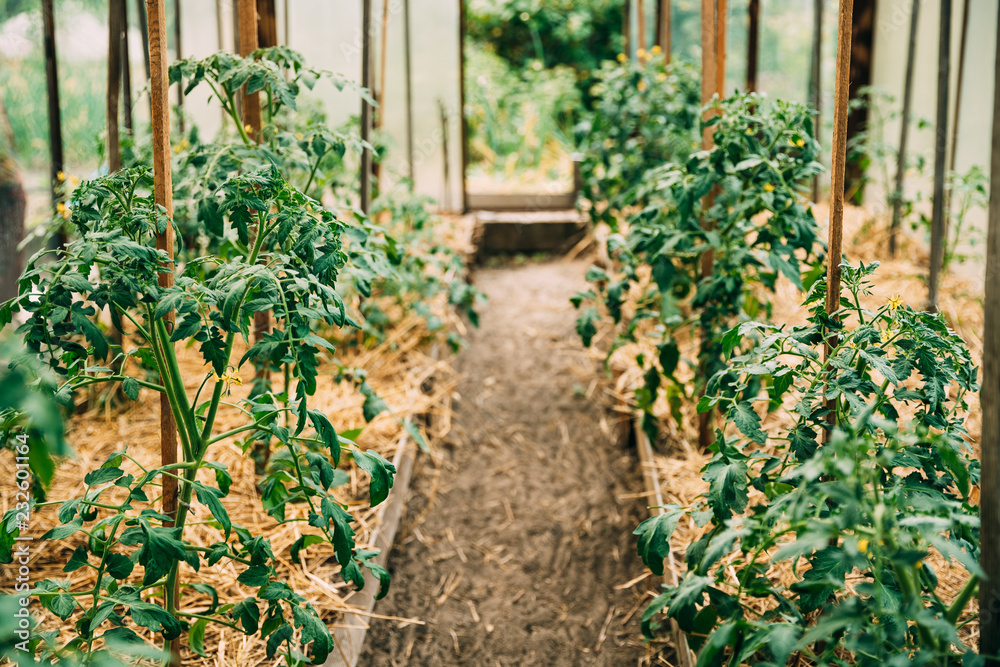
[889,0,919,257]
[746,0,758,92]
[809,0,822,201]
[144,2,178,664]
[108,0,124,173]
[927,0,951,313]
[360,0,373,214]
[657,0,671,62]
[403,0,414,187]
[41,0,64,218]
[121,0,134,134]
[825,0,854,356]
[978,5,1000,660]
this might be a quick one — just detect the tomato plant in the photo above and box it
[576,93,824,440]
[576,52,701,228]
[636,262,981,665]
[0,161,397,664]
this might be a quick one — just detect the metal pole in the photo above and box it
[927,0,951,312]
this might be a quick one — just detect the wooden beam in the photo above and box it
[657,0,671,63]
[257,0,278,47]
[237,0,262,139]
[121,0,134,133]
[637,0,646,52]
[889,0,919,257]
[715,0,726,97]
[698,0,718,452]
[41,0,64,217]
[144,1,178,663]
[136,0,151,81]
[979,4,1000,660]
[927,0,951,312]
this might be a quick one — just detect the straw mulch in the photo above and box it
[0,216,476,665]
[589,202,985,659]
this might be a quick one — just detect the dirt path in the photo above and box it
[359,259,662,666]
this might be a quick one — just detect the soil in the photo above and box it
[359,259,669,666]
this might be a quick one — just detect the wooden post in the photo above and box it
[826,0,854,349]
[360,0,373,214]
[440,100,450,209]
[623,0,631,58]
[715,0,726,97]
[844,0,875,203]
[121,0,134,134]
[746,0,758,92]
[108,0,124,173]
[657,0,671,62]
[459,0,469,212]
[144,2,178,664]
[889,0,919,257]
[927,0,951,312]
[373,0,390,187]
[946,0,970,236]
[403,0,414,187]
[41,0,64,217]
[257,0,278,48]
[237,0,262,139]
[809,0,822,201]
[978,5,1000,659]
[698,0,719,452]
[136,0,151,81]
[637,0,646,52]
[174,0,184,134]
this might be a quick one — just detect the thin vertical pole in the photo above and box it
[108,0,124,173]
[459,0,468,212]
[637,0,646,52]
[440,101,450,208]
[746,0,758,92]
[174,0,184,134]
[657,0,671,62]
[697,0,718,452]
[41,0,64,216]
[889,0,919,257]
[121,0,134,134]
[360,0,373,214]
[403,0,414,187]
[237,0,261,138]
[978,4,1000,659]
[283,0,290,46]
[144,2,177,664]
[717,0,728,87]
[826,0,854,353]
[373,0,390,187]
[257,0,278,48]
[927,0,951,312]
[137,0,151,81]
[947,0,970,225]
[809,0,822,201]
[623,0,631,58]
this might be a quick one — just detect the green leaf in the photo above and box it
[190,619,209,657]
[360,382,388,422]
[634,508,684,576]
[321,497,356,566]
[352,448,396,506]
[289,535,323,563]
[122,377,140,400]
[404,420,430,453]
[129,600,183,639]
[292,605,334,663]
[309,410,341,466]
[189,582,220,613]
[41,517,84,541]
[731,401,766,445]
[266,624,294,659]
[84,467,125,486]
[63,546,89,572]
[237,565,271,588]
[231,597,260,634]
[49,593,76,620]
[106,552,134,580]
[703,460,749,518]
[195,486,232,539]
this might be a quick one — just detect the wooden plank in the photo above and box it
[326,433,418,667]
[465,191,578,212]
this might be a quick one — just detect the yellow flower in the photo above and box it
[295,132,304,140]
[796,138,805,147]
[651,45,662,55]
[617,53,627,63]
[657,73,667,82]
[637,48,647,60]
[56,202,65,214]
[880,328,891,343]
[763,183,774,192]
[888,294,903,311]
[745,128,753,135]
[214,371,243,387]
[637,80,647,92]
[56,171,66,182]
[915,560,923,569]
[858,538,869,554]
[244,123,254,134]
[69,175,79,185]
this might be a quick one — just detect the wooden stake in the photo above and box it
[459,0,468,212]
[637,0,646,52]
[978,5,1000,659]
[173,0,184,134]
[237,0,261,139]
[257,0,278,48]
[657,0,671,62]
[373,0,390,186]
[889,0,919,257]
[121,0,134,134]
[746,0,758,92]
[360,0,373,214]
[108,0,124,173]
[136,0,151,81]
[927,0,951,313]
[715,0,726,97]
[809,0,822,201]
[144,2,178,663]
[946,0,970,239]
[41,0,64,218]
[403,0,414,186]
[623,0,631,58]
[825,0,854,343]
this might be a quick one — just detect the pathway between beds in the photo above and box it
[359,259,661,666]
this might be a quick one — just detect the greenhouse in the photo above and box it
[0,0,998,665]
